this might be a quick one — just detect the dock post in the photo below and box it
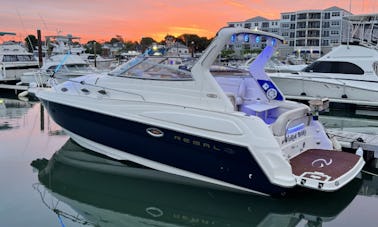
[37,29,43,68]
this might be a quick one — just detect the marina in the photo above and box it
[1,1,378,226]
[0,93,378,226]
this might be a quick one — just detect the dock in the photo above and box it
[0,83,28,91]
[327,129,378,160]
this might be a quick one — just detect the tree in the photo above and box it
[24,35,38,53]
[176,34,212,53]
[124,41,139,51]
[85,40,103,55]
[140,37,156,52]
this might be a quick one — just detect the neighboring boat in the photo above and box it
[286,54,307,65]
[33,27,364,196]
[0,32,39,83]
[21,34,100,87]
[269,44,378,106]
[21,53,98,87]
[241,55,307,73]
[31,139,362,227]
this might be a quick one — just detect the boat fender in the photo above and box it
[18,90,29,98]
[356,147,363,157]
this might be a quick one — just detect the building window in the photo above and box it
[322,40,329,46]
[324,12,330,19]
[323,21,330,28]
[331,21,340,26]
[331,39,339,44]
[331,12,340,17]
[331,30,339,35]
[282,15,290,20]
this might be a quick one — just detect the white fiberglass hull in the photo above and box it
[270,73,378,106]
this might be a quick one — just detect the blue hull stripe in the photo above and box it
[41,100,286,195]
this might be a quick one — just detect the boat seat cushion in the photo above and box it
[271,106,310,136]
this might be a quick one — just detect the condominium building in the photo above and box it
[227,6,352,60]
[280,6,352,59]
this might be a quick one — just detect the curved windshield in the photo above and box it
[109,56,193,81]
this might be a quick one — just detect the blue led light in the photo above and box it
[287,123,305,134]
[255,36,260,43]
[271,38,276,46]
[244,34,249,42]
[231,34,236,43]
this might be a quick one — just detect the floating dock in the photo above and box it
[327,129,378,161]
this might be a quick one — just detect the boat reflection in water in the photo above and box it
[0,97,34,130]
[31,139,363,227]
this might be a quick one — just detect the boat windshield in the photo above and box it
[2,54,36,62]
[47,63,92,73]
[108,56,193,81]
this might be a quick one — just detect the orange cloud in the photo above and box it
[1,0,378,44]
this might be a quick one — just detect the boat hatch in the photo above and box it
[290,149,364,191]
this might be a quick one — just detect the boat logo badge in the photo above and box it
[146,128,164,137]
[266,88,278,100]
[311,158,333,168]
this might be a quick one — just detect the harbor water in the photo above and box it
[1,93,378,227]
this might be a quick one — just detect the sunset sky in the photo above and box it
[0,0,377,43]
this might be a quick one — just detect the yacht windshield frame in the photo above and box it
[109,56,193,81]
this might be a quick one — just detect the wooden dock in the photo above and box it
[327,129,378,160]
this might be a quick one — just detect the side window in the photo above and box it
[303,61,364,74]
[336,62,364,74]
[303,61,330,72]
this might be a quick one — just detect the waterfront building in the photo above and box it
[280,6,352,60]
[227,6,353,60]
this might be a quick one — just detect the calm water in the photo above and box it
[1,94,378,227]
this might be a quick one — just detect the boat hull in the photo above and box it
[270,75,378,106]
[40,99,288,196]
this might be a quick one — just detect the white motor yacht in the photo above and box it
[34,27,364,196]
[0,32,39,83]
[269,44,378,106]
[21,53,98,87]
